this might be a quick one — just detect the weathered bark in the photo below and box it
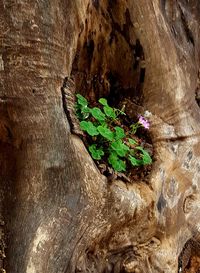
[0,0,200,273]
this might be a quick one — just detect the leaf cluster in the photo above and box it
[76,94,152,172]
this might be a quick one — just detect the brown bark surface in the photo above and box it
[0,0,200,272]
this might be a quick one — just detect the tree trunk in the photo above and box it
[0,0,200,272]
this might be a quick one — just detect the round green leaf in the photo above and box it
[103,106,116,119]
[89,144,104,160]
[110,140,129,157]
[142,152,152,164]
[129,155,142,166]
[90,107,105,122]
[80,121,99,136]
[97,126,114,141]
[136,147,152,165]
[81,106,90,119]
[115,126,125,139]
[99,98,108,106]
[76,94,88,107]
[108,152,126,172]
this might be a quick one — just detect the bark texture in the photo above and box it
[0,0,200,272]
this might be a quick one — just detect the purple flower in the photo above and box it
[138,115,150,129]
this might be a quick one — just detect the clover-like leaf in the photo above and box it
[97,125,114,141]
[136,146,152,165]
[129,155,142,166]
[99,98,108,106]
[79,106,90,119]
[103,105,116,119]
[115,126,125,139]
[142,152,152,165]
[89,144,104,160]
[110,140,129,157]
[76,94,88,107]
[108,152,126,172]
[90,107,106,122]
[80,121,99,136]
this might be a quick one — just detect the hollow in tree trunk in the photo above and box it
[0,1,200,272]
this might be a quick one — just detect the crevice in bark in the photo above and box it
[62,0,197,189]
[64,0,153,184]
[195,70,200,107]
[71,0,145,108]
[61,76,84,136]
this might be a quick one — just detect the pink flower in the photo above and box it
[138,115,150,129]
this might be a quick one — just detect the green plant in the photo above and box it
[76,94,152,172]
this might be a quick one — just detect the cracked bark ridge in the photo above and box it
[0,0,200,272]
